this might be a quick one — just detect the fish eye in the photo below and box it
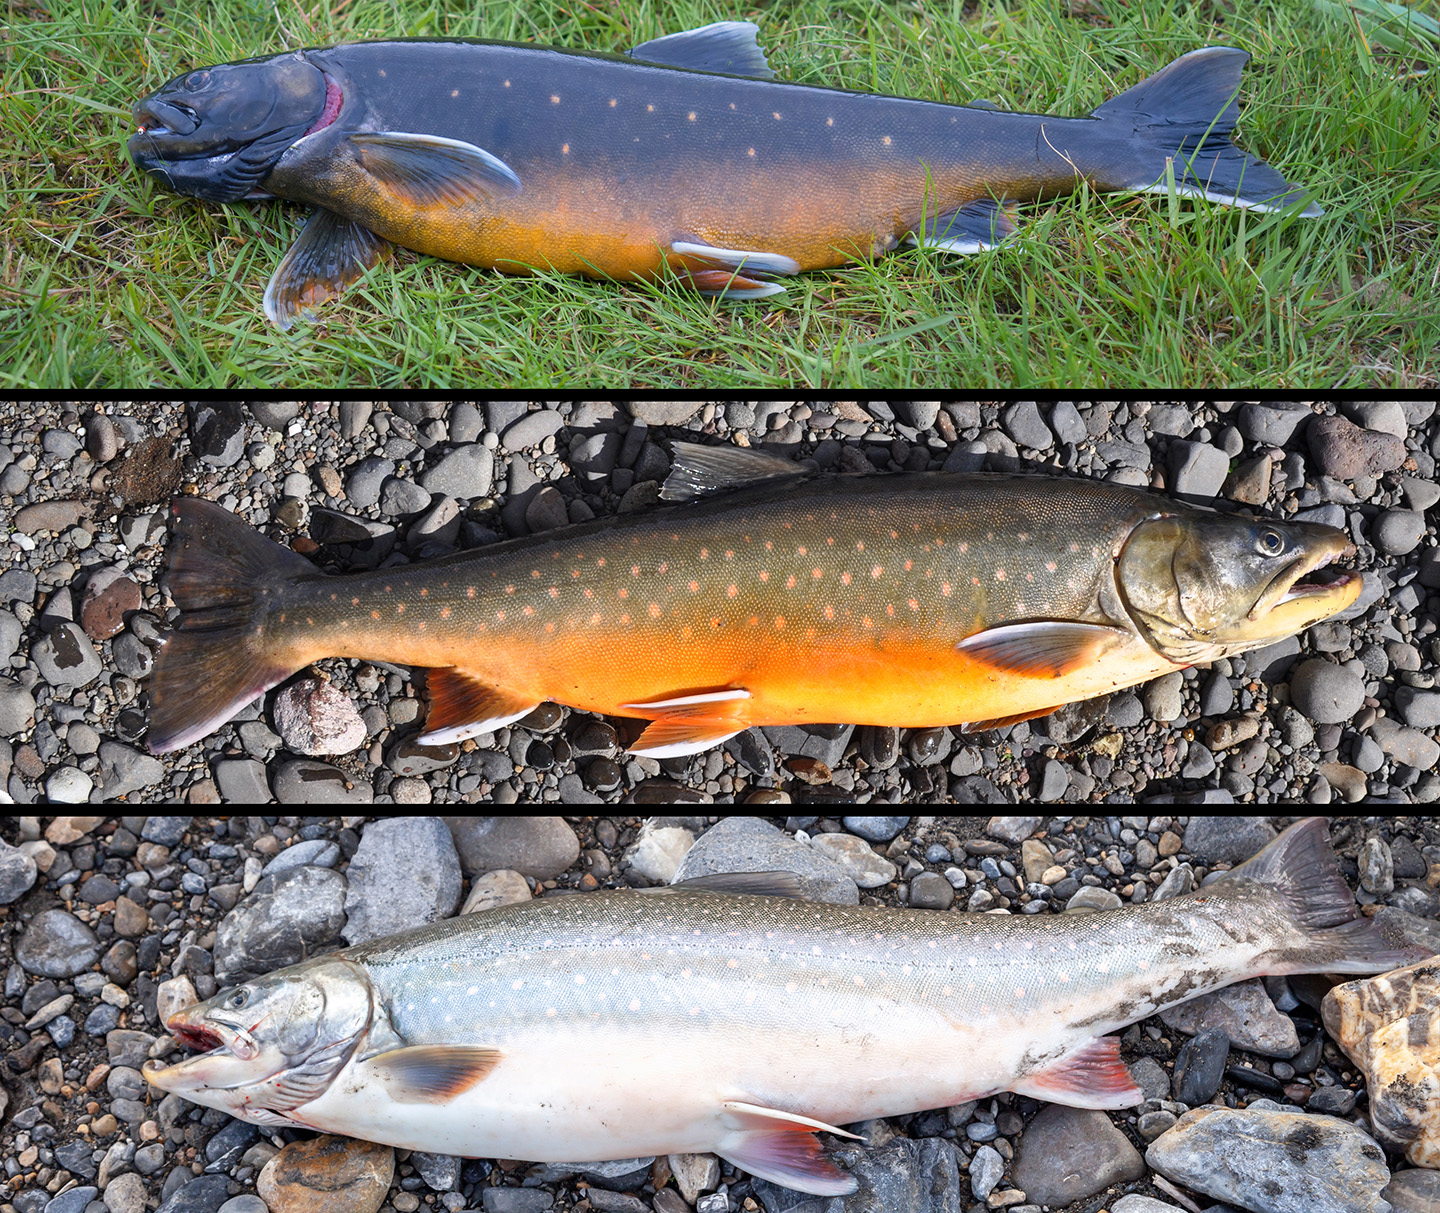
[182,70,212,91]
[227,987,250,1009]
[1256,528,1286,556]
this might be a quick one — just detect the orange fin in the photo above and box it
[622,688,751,758]
[1010,1036,1143,1110]
[956,621,1129,678]
[716,1101,860,1195]
[263,207,389,330]
[361,1045,502,1104]
[669,241,799,300]
[419,668,538,745]
[956,707,1057,733]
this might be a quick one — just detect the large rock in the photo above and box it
[1159,979,1299,1057]
[258,1136,394,1213]
[1146,1105,1392,1213]
[443,817,579,879]
[342,817,462,945]
[213,866,348,985]
[671,817,858,905]
[1011,1105,1146,1207]
[1324,955,1440,1166]
[16,909,101,977]
[1181,816,1276,865]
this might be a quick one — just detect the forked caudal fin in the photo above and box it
[1094,47,1323,216]
[147,497,322,754]
[1218,816,1432,972]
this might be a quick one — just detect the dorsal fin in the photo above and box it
[661,441,807,501]
[630,21,775,79]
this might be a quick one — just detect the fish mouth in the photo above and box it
[133,98,198,138]
[1250,539,1360,621]
[167,1009,261,1061]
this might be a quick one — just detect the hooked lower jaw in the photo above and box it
[1250,540,1362,627]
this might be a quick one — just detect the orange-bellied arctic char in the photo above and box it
[144,442,1362,757]
[127,23,1323,328]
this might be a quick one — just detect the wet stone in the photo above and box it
[272,759,375,805]
[1173,1027,1231,1104]
[33,621,102,689]
[388,736,461,777]
[80,568,142,641]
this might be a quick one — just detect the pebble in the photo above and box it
[214,759,273,804]
[1372,510,1426,555]
[79,568,142,641]
[1288,660,1367,724]
[33,620,103,689]
[271,759,375,804]
[667,1154,721,1204]
[1396,687,1440,729]
[342,816,462,944]
[1145,1105,1392,1213]
[1360,836,1395,896]
[1169,441,1231,498]
[444,816,580,879]
[272,678,368,756]
[1385,1168,1440,1213]
[808,833,898,888]
[1161,979,1299,1057]
[0,839,38,904]
[1173,1027,1231,1104]
[460,869,533,914]
[480,1192,552,1213]
[1182,816,1275,865]
[843,816,910,842]
[909,871,955,910]
[1011,1105,1145,1207]
[258,1136,394,1213]
[503,410,566,451]
[45,765,94,803]
[1002,401,1053,450]
[970,1143,1005,1199]
[96,741,165,799]
[1112,1199,1185,1213]
[987,817,1041,844]
[213,865,349,984]
[16,907,101,976]
[0,678,38,735]
[103,1173,147,1213]
[345,456,396,508]
[1066,887,1122,913]
[1308,414,1407,479]
[419,444,495,499]
[624,820,695,883]
[671,816,859,905]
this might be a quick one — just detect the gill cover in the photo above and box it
[1116,513,1358,664]
[129,52,330,201]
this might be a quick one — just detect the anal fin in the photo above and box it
[360,1045,502,1104]
[622,688,752,758]
[1009,1036,1143,1110]
[957,706,1058,733]
[419,668,538,745]
[263,208,390,330]
[716,1101,861,1196]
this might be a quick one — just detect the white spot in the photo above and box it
[629,998,641,1011]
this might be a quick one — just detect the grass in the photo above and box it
[3,0,1437,387]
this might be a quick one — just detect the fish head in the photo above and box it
[1116,512,1362,664]
[142,956,371,1122]
[128,52,335,201]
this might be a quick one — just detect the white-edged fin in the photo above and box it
[1131,181,1324,217]
[360,1045,502,1104]
[630,21,775,79]
[263,207,390,330]
[662,441,805,500]
[620,688,752,710]
[667,872,807,898]
[348,131,521,204]
[716,1101,861,1196]
[420,668,539,745]
[670,242,801,277]
[956,621,1130,678]
[628,728,743,759]
[1009,1037,1143,1110]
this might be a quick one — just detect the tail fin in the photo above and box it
[1221,817,1432,973]
[147,497,320,753]
[1093,47,1323,216]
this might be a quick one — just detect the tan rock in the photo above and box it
[258,1136,395,1213]
[461,869,532,915]
[1020,839,1054,886]
[1323,954,1440,1166]
[45,816,104,845]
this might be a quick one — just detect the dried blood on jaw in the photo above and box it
[174,1022,224,1052]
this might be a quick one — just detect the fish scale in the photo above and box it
[145,447,1361,755]
[144,820,1430,1195]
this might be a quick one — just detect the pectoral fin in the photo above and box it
[956,621,1130,678]
[906,198,1017,255]
[420,669,538,745]
[668,241,800,300]
[361,1045,502,1104]
[630,21,775,79]
[1009,1037,1143,1109]
[622,688,752,758]
[263,207,390,330]
[348,131,521,205]
[715,1101,861,1196]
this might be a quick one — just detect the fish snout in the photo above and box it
[134,97,198,137]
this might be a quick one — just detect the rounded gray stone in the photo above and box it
[0,839,38,905]
[212,865,348,984]
[1289,659,1366,724]
[841,816,909,842]
[420,444,495,499]
[1012,1105,1145,1207]
[1396,686,1440,729]
[1168,441,1231,498]
[444,816,579,880]
[33,621,102,690]
[1371,510,1426,556]
[344,455,396,508]
[16,908,101,977]
[343,816,463,944]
